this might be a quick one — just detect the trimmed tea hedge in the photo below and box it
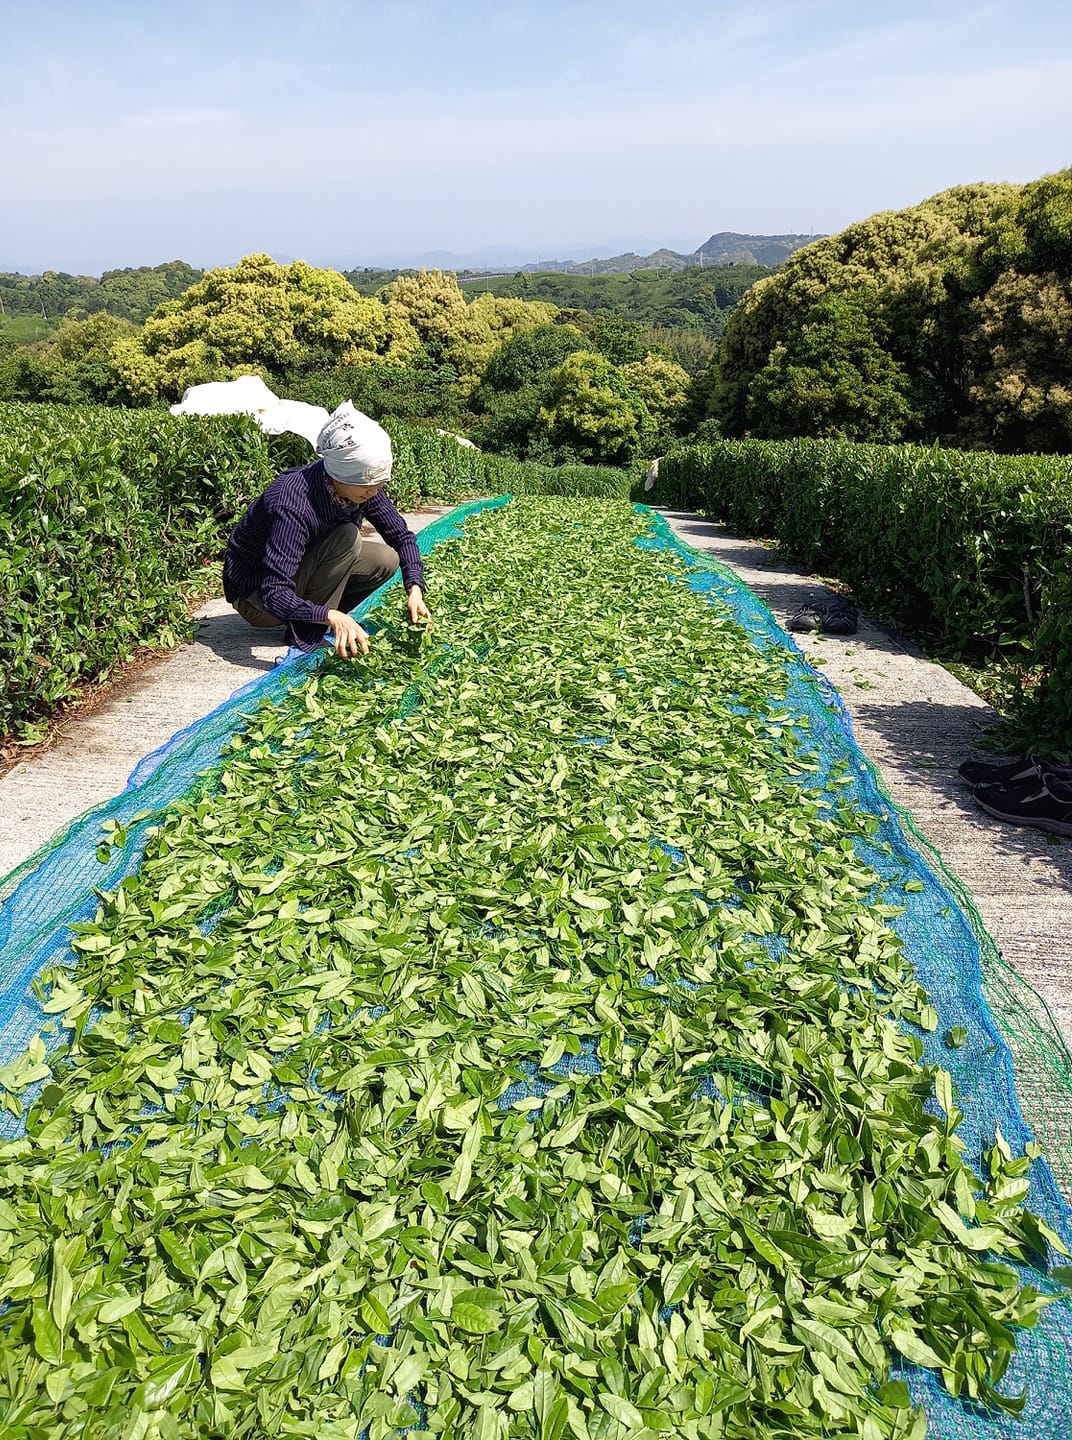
[266,427,636,511]
[380,429,635,510]
[653,438,1072,747]
[0,403,635,742]
[0,404,275,742]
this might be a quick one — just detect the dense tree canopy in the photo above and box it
[468,324,587,458]
[744,293,916,442]
[965,269,1072,452]
[537,351,653,465]
[0,262,201,324]
[111,255,414,403]
[619,353,692,434]
[706,170,1072,451]
[459,265,770,338]
[0,254,697,465]
[376,270,557,392]
[468,324,692,465]
[285,359,465,426]
[100,261,565,406]
[0,255,723,453]
[0,312,135,405]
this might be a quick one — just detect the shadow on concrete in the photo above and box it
[807,627,921,664]
[190,609,286,675]
[849,694,1003,763]
[851,694,1071,887]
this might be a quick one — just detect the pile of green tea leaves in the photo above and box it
[0,498,1066,1440]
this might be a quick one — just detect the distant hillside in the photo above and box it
[457,265,770,344]
[561,249,694,275]
[697,231,821,266]
[0,262,202,324]
[450,234,822,278]
[561,236,819,275]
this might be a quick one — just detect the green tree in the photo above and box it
[706,182,1014,439]
[0,347,51,402]
[284,358,463,425]
[92,262,202,321]
[475,323,586,399]
[642,326,717,377]
[472,384,557,462]
[964,270,1072,451]
[469,323,588,457]
[537,351,652,465]
[620,353,693,439]
[455,264,771,338]
[588,313,649,366]
[0,261,201,324]
[377,269,472,372]
[44,312,136,402]
[0,312,134,404]
[747,293,918,441]
[378,270,556,393]
[704,171,1072,450]
[111,254,412,403]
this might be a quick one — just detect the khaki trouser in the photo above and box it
[235,526,400,629]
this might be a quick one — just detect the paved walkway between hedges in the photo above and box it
[2,504,1070,1055]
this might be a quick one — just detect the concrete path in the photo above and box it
[2,504,1069,1058]
[662,510,1072,1054]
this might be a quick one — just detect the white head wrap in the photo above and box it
[315,401,393,485]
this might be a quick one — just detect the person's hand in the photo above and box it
[407,585,432,627]
[326,609,370,659]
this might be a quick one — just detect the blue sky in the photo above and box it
[3,0,1071,274]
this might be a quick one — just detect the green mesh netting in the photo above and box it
[0,499,509,1077]
[0,496,1070,1439]
[640,511,1072,1439]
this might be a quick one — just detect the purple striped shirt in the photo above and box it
[223,459,425,650]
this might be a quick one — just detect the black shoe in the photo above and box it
[973,774,1072,837]
[788,597,858,635]
[958,752,1041,787]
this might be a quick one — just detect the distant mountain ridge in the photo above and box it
[3,234,824,285]
[456,233,823,277]
[698,232,821,266]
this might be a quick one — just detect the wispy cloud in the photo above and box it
[3,0,1071,269]
[121,108,234,132]
[12,53,1068,192]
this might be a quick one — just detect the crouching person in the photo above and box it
[224,402,431,658]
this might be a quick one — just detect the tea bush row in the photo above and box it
[0,403,278,742]
[652,438,1072,747]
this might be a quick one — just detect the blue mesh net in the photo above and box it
[0,495,1069,1438]
[644,508,1072,1440]
[0,499,508,1085]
